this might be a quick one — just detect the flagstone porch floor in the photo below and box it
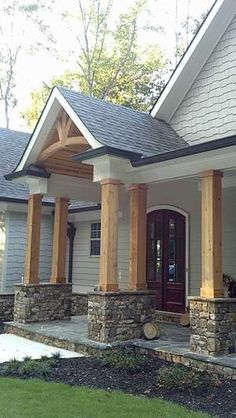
[4,316,236,378]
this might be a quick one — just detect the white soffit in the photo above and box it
[151,0,236,121]
[15,88,102,172]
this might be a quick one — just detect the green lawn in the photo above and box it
[0,377,210,418]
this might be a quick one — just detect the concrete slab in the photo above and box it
[0,334,84,363]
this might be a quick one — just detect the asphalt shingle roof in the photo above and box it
[0,127,30,200]
[58,87,188,157]
[0,127,99,211]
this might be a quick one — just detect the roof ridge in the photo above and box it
[57,85,150,117]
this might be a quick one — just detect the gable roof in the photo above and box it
[0,127,99,211]
[151,0,236,122]
[14,86,187,172]
[57,87,187,157]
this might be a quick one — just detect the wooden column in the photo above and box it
[24,194,42,285]
[128,184,148,291]
[200,170,224,298]
[99,179,121,292]
[50,197,69,284]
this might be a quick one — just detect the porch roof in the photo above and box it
[57,87,187,158]
[0,127,99,213]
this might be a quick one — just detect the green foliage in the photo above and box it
[19,358,51,378]
[4,358,21,375]
[21,0,166,128]
[101,348,145,371]
[157,365,220,392]
[51,351,61,361]
[3,354,59,378]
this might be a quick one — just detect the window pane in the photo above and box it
[168,218,176,282]
[90,239,100,256]
[91,223,101,239]
[155,220,162,281]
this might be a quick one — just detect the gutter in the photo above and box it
[4,164,51,181]
[132,134,236,167]
[72,145,143,163]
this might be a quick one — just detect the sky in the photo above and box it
[1,0,215,131]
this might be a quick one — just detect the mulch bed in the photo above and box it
[1,355,236,418]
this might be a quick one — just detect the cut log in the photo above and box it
[143,322,159,340]
[180,313,190,327]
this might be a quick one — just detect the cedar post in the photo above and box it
[24,194,42,284]
[200,170,224,298]
[128,184,148,290]
[50,197,69,284]
[99,179,121,292]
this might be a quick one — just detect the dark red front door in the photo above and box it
[147,209,186,313]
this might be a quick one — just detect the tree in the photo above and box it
[174,0,210,65]
[0,0,54,128]
[22,0,166,128]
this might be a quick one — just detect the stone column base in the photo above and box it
[189,297,236,356]
[14,283,72,323]
[88,291,156,343]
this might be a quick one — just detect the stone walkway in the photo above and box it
[4,316,236,376]
[0,334,84,362]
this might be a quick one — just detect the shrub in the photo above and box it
[19,359,51,378]
[4,358,21,375]
[51,351,61,361]
[3,354,59,379]
[102,349,145,371]
[157,365,220,392]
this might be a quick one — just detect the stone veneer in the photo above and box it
[71,293,88,316]
[88,291,156,343]
[189,297,236,356]
[14,284,72,323]
[0,293,14,322]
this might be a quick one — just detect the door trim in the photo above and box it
[147,205,189,307]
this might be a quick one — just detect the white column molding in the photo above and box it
[26,177,48,195]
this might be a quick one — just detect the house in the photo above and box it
[4,0,236,357]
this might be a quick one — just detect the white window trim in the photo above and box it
[89,222,101,257]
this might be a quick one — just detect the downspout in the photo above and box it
[67,222,76,284]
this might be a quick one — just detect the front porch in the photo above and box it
[4,315,236,379]
[5,100,236,360]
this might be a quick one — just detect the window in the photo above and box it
[90,222,101,256]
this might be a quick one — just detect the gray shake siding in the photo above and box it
[170,15,236,144]
[2,211,53,292]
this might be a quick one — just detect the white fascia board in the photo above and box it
[125,145,236,184]
[16,88,102,172]
[5,202,53,215]
[68,210,101,223]
[151,0,236,121]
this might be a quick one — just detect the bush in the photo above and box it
[4,358,21,375]
[102,349,145,371]
[3,354,59,379]
[157,365,220,392]
[19,359,51,378]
